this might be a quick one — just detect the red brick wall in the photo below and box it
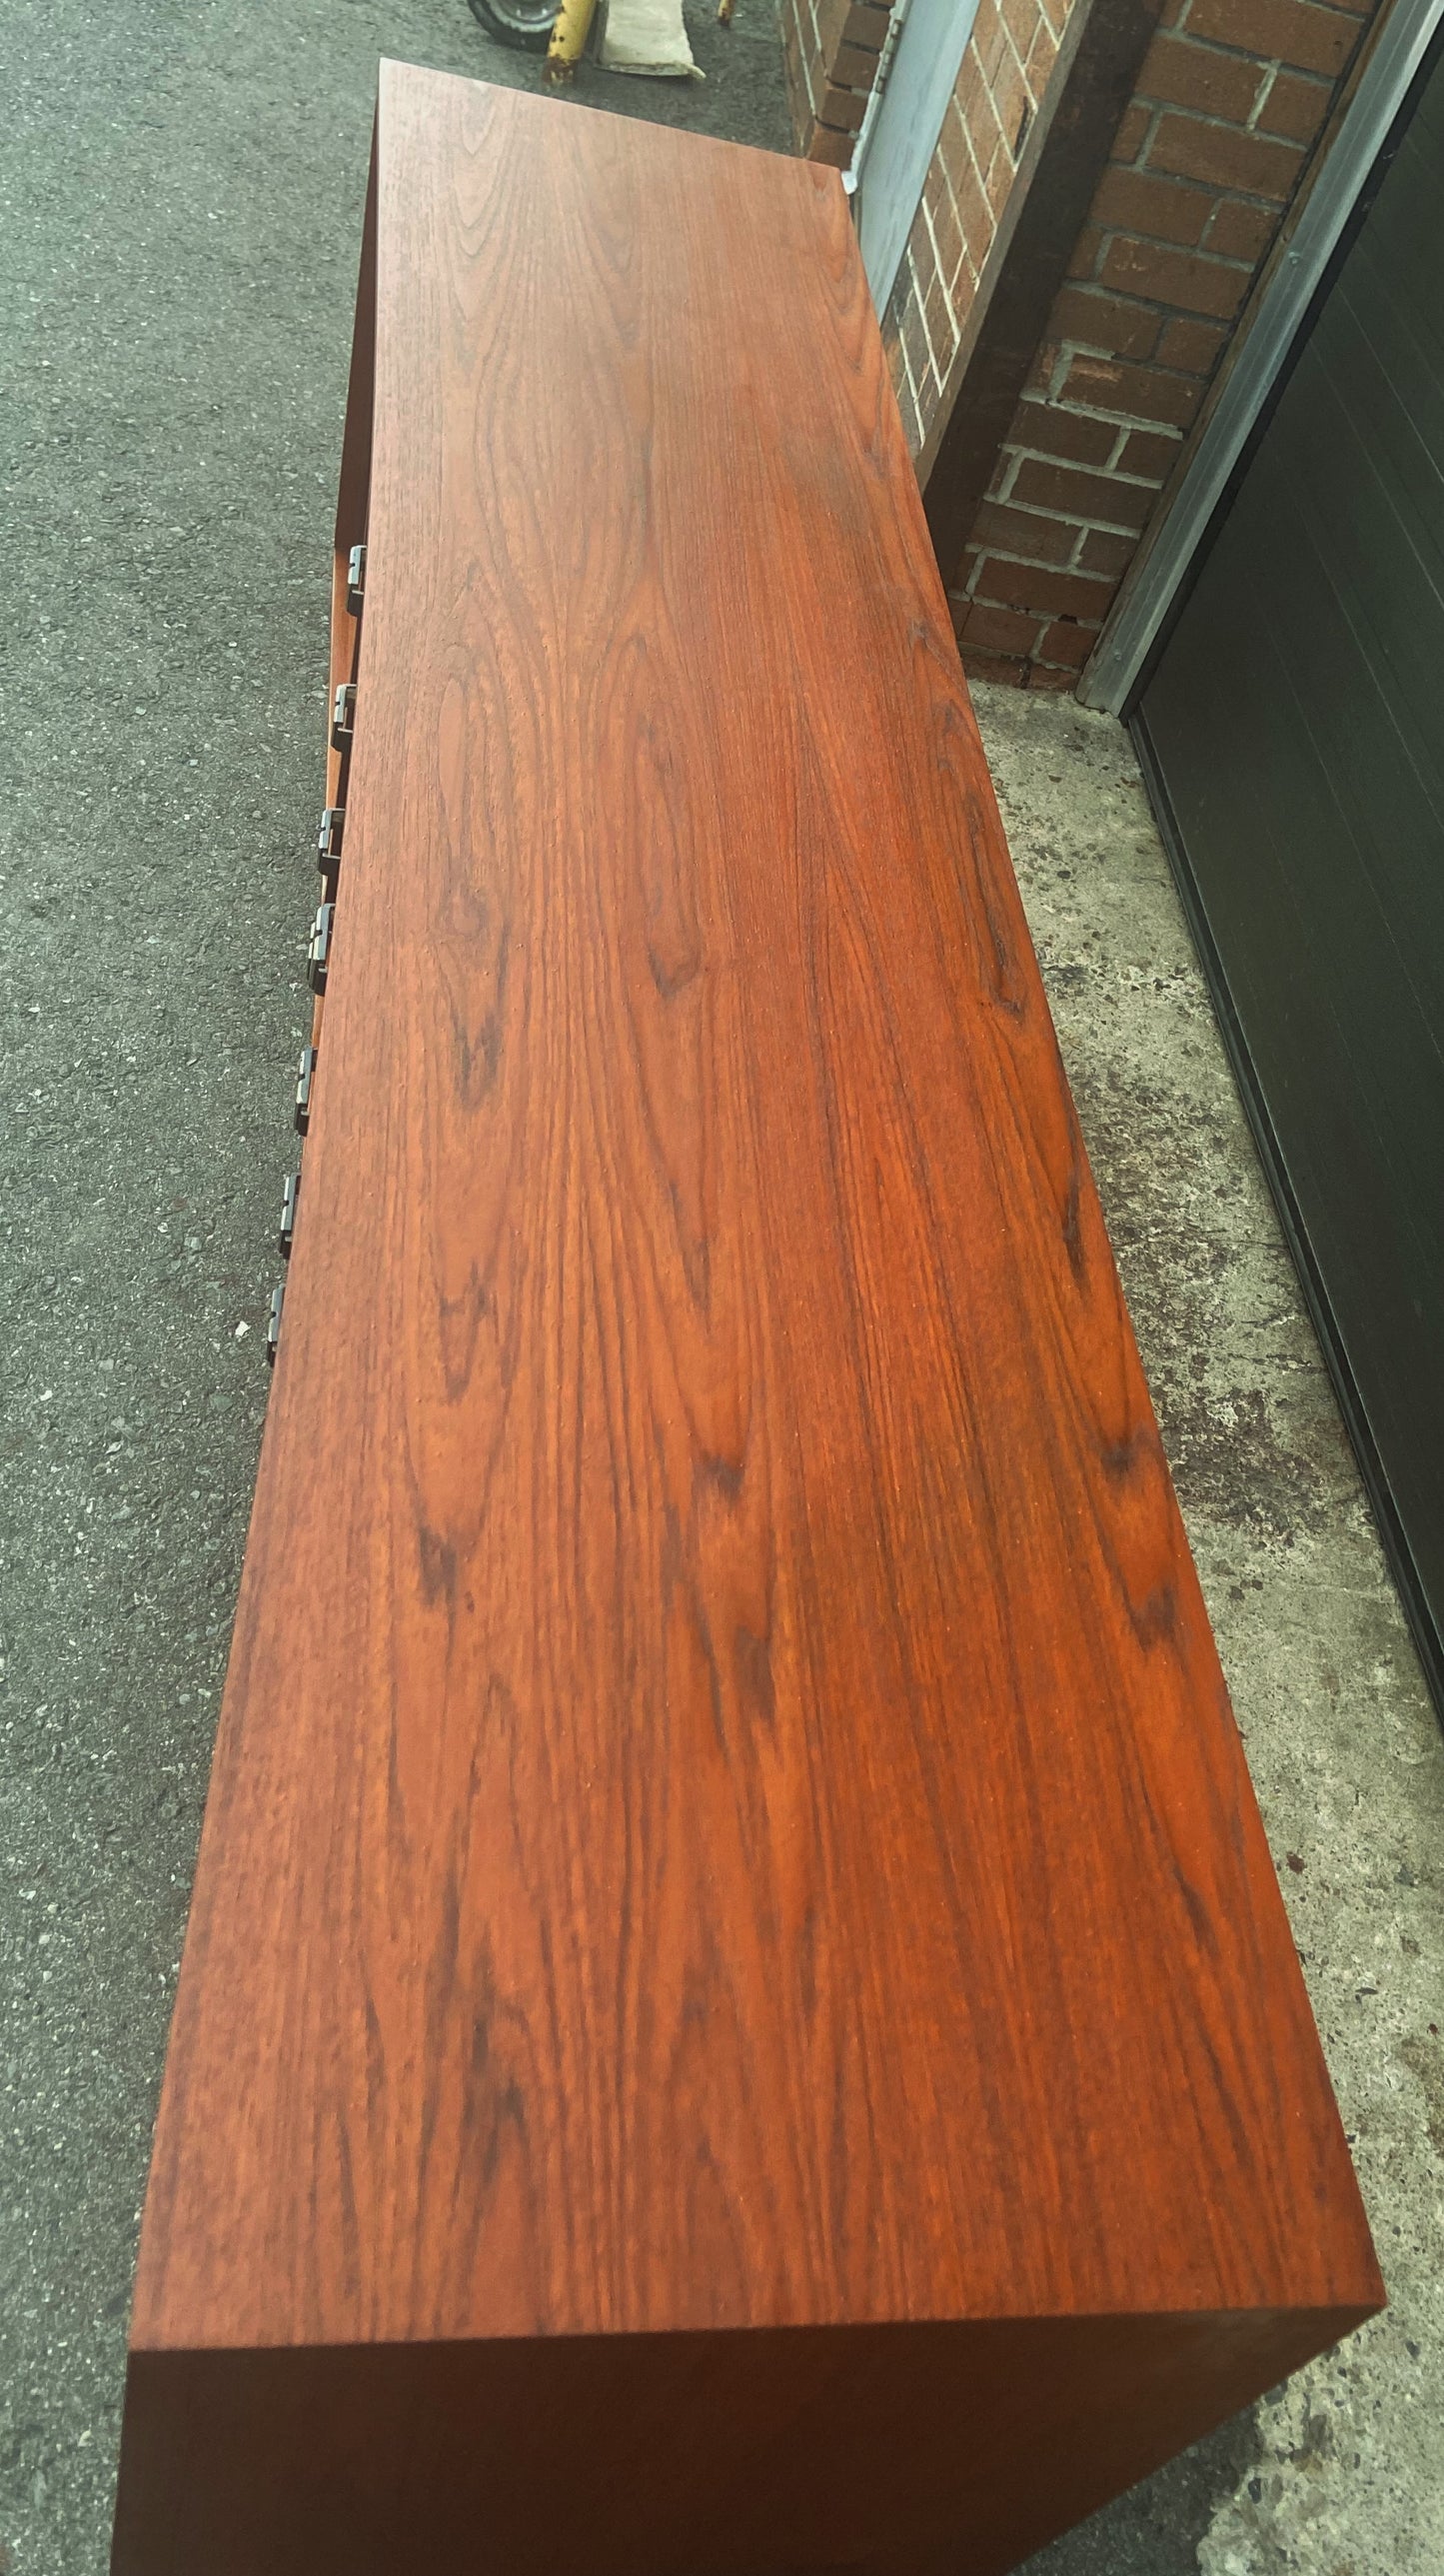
[882,0,1079,456]
[780,0,893,166]
[945,0,1384,689]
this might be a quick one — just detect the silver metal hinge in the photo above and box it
[308,902,334,995]
[295,1044,317,1137]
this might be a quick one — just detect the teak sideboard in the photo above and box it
[109,62,1382,2576]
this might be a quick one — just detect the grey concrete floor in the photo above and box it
[0,1,1439,2570]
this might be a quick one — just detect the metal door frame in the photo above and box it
[1079,0,1444,716]
[853,0,983,318]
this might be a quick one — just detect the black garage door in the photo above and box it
[1135,42,1444,1711]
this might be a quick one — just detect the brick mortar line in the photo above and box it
[972,516,1160,559]
[985,478,1164,534]
[982,22,1029,144]
[1126,101,1165,166]
[1064,533,1134,576]
[942,239,974,314]
[955,90,1003,228]
[1174,0,1368,22]
[922,198,962,347]
[892,315,919,412]
[955,595,1053,635]
[1044,329,1250,376]
[919,247,949,390]
[1140,34,1330,85]
[1107,425,1153,467]
[907,247,947,399]
[1075,241,1256,285]
[959,629,1103,665]
[1058,285,1244,333]
[1134,92,1311,141]
[1030,386,1204,427]
[935,168,980,306]
[964,600,1103,624]
[1040,329,1228,392]
[1248,64,1282,127]
[1099,168,1307,211]
[997,10,1035,123]
[1110,118,1302,212]
[990,461,1172,501]
[964,70,1013,192]
[1131,58,1330,135]
[969,607,1107,641]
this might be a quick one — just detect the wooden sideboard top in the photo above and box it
[133,63,1380,2357]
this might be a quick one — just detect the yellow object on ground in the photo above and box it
[546,0,598,77]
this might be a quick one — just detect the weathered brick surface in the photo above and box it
[1185,0,1365,76]
[880,0,1085,469]
[1011,395,1120,466]
[778,0,891,163]
[817,0,1381,689]
[1204,195,1281,258]
[1038,617,1096,667]
[967,555,1118,619]
[1116,425,1184,479]
[1058,352,1205,426]
[833,40,882,86]
[1092,164,1212,244]
[973,498,1081,563]
[808,123,855,169]
[1051,281,1162,360]
[818,79,869,131]
[1156,311,1228,370]
[839,1,891,45]
[1257,67,1335,138]
[1147,109,1304,195]
[962,601,1046,654]
[1076,526,1139,577]
[1098,236,1252,318]
[1138,30,1266,118]
[937,0,1384,691]
[1009,457,1157,529]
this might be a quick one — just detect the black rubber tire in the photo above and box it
[467,0,556,50]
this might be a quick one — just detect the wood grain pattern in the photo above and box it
[111,62,1381,2575]
[113,2307,1360,2575]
